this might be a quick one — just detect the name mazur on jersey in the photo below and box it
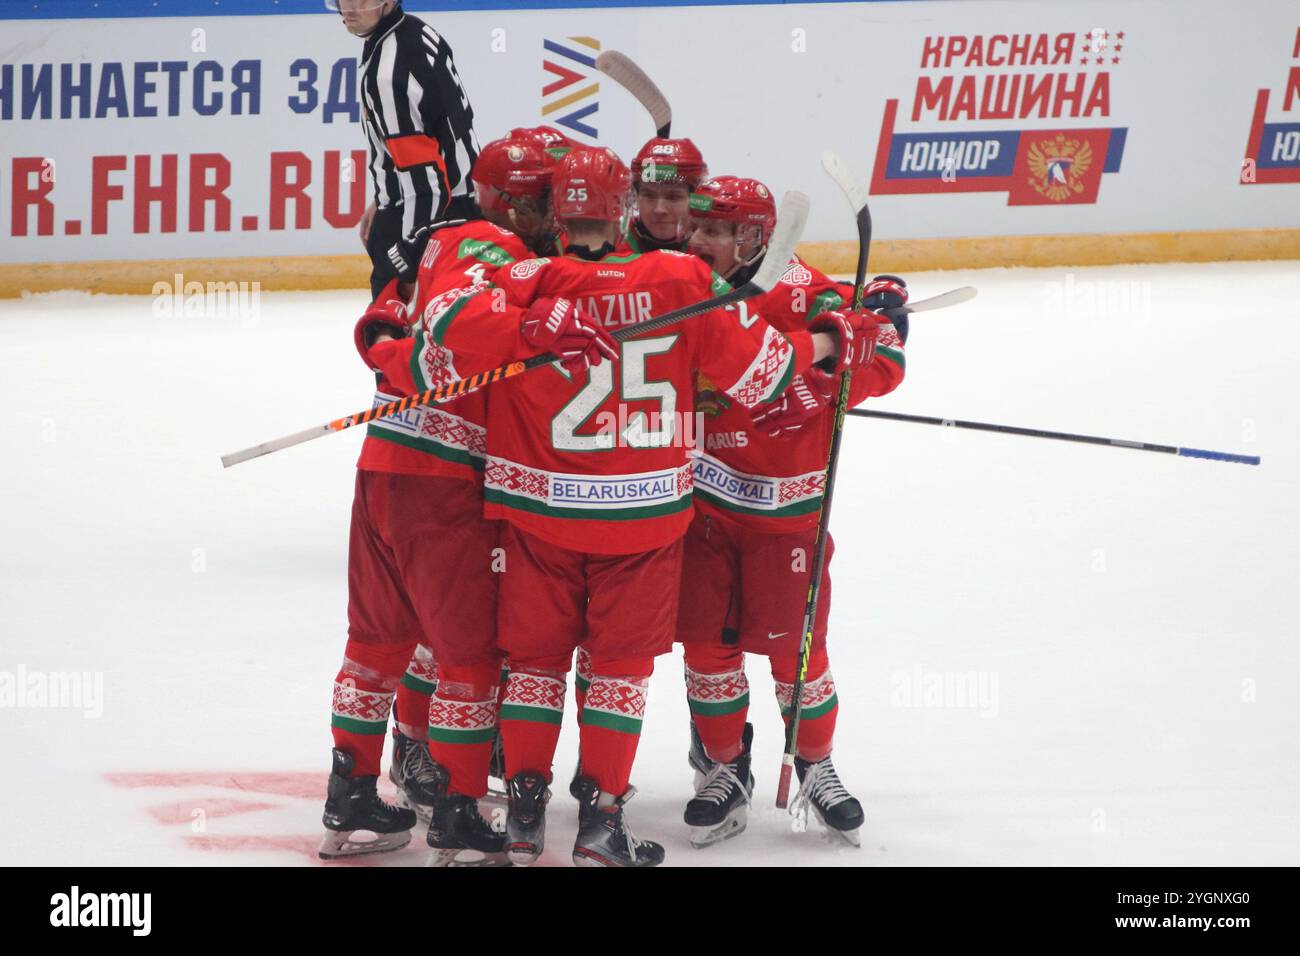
[577,291,654,327]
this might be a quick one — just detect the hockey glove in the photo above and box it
[860,274,908,312]
[386,225,433,284]
[522,297,619,373]
[750,367,836,439]
[354,278,412,368]
[809,308,882,375]
[861,274,909,345]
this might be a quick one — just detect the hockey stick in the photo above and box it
[774,154,870,810]
[221,191,811,469]
[847,409,1261,465]
[881,285,977,318]
[595,50,672,137]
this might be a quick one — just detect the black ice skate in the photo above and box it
[426,789,509,868]
[388,729,443,823]
[572,777,665,868]
[684,722,754,849]
[687,717,715,789]
[319,748,416,860]
[792,754,864,847]
[505,771,551,866]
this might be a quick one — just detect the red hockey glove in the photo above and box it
[353,278,412,368]
[860,274,909,345]
[810,308,882,375]
[750,367,836,439]
[860,274,908,312]
[522,296,618,373]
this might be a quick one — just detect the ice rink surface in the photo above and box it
[1,260,1297,866]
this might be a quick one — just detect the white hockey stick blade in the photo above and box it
[750,191,812,293]
[595,50,672,137]
[222,424,334,469]
[889,286,979,315]
[821,151,871,215]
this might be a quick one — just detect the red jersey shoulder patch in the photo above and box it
[509,258,551,280]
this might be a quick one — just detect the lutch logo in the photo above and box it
[542,36,602,140]
[49,886,151,936]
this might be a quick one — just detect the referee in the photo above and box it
[330,0,481,297]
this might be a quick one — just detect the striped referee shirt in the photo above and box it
[360,6,480,239]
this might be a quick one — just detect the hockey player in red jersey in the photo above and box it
[403,146,869,866]
[619,137,709,253]
[676,175,907,848]
[322,131,586,864]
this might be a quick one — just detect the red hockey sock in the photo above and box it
[331,638,416,777]
[497,662,511,709]
[579,657,653,797]
[498,655,570,782]
[683,643,749,763]
[573,646,592,725]
[394,642,437,741]
[771,650,838,763]
[427,661,499,798]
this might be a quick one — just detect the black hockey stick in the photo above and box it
[221,192,810,468]
[595,51,672,137]
[775,153,870,810]
[847,409,1261,465]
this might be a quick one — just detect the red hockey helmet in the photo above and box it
[472,134,555,218]
[551,146,632,223]
[509,125,577,161]
[689,175,777,246]
[631,137,709,189]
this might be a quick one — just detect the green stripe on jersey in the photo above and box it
[810,289,843,319]
[877,344,905,369]
[364,423,485,470]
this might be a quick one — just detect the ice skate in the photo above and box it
[319,748,416,859]
[505,771,551,866]
[388,729,443,823]
[684,722,754,848]
[426,790,509,867]
[687,717,715,790]
[572,777,665,868]
[792,754,863,847]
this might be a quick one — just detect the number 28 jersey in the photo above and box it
[445,249,814,555]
